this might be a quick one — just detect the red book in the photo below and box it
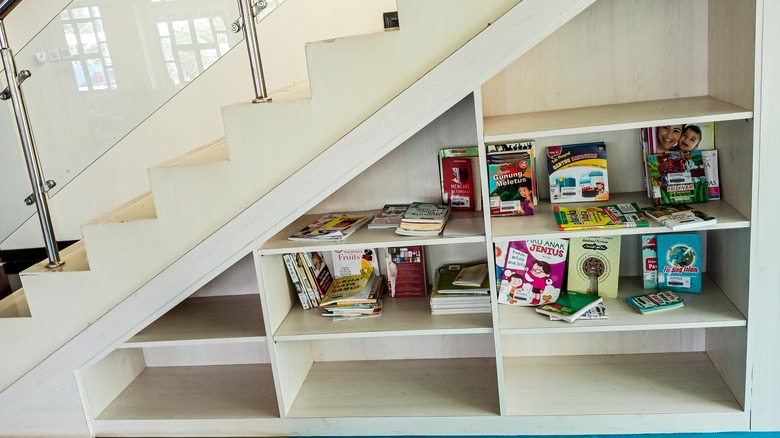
[440,156,476,211]
[385,246,427,298]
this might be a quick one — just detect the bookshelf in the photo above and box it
[78,0,771,435]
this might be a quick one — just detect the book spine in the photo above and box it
[296,252,320,306]
[282,254,311,309]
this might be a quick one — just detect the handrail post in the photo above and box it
[235,0,271,103]
[0,18,63,268]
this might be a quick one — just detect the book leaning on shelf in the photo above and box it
[554,202,649,231]
[319,268,378,307]
[288,212,373,242]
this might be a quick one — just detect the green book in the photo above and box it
[534,291,603,323]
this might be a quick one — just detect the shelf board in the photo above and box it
[259,210,486,255]
[287,358,498,417]
[122,295,266,348]
[490,192,750,243]
[483,96,753,142]
[274,295,493,341]
[96,364,279,420]
[498,276,745,334]
[503,352,743,415]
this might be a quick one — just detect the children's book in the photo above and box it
[535,291,604,323]
[567,235,621,299]
[547,142,609,203]
[641,235,658,289]
[656,233,702,293]
[330,248,380,278]
[367,204,410,229]
[385,246,427,298]
[641,204,717,231]
[302,251,334,299]
[439,146,480,212]
[646,150,709,205]
[288,213,373,242]
[493,241,509,293]
[554,202,649,231]
[319,270,377,307]
[700,150,720,200]
[628,290,685,314]
[486,141,537,217]
[497,238,568,306]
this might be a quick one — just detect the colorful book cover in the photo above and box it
[439,146,481,211]
[331,248,380,278]
[567,235,621,299]
[547,142,609,203]
[368,204,410,229]
[486,141,536,217]
[497,238,568,306]
[656,233,702,293]
[646,150,709,205]
[628,290,685,314]
[642,235,658,290]
[385,246,427,298]
[494,241,509,293]
[701,149,720,200]
[554,202,649,231]
[319,271,377,307]
[303,251,334,299]
[641,204,717,231]
[440,156,476,212]
[288,213,373,241]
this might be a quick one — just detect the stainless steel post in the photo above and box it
[236,0,271,103]
[0,19,63,268]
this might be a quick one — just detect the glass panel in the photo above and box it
[1,0,258,242]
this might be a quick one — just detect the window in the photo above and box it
[157,14,230,86]
[61,6,116,92]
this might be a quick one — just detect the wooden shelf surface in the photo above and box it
[123,294,265,347]
[483,96,753,142]
[96,364,279,420]
[503,352,743,415]
[287,358,498,418]
[498,276,745,334]
[274,295,493,341]
[490,192,750,243]
[259,211,486,255]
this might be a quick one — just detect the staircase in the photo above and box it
[0,0,594,435]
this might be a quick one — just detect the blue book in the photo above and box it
[656,233,702,293]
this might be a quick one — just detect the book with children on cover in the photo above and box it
[497,238,568,306]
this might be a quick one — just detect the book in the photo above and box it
[497,238,568,306]
[433,264,490,294]
[296,252,321,306]
[641,235,658,289]
[302,251,334,299]
[535,291,604,323]
[367,204,410,229]
[319,270,377,307]
[282,253,312,309]
[439,146,481,211]
[452,263,489,287]
[385,246,427,298]
[330,248,380,278]
[656,233,703,293]
[321,275,385,313]
[547,142,609,203]
[628,290,685,314]
[441,212,485,237]
[396,202,451,235]
[567,235,621,299]
[646,150,709,205]
[550,302,608,320]
[288,213,373,241]
[700,150,721,200]
[641,204,717,231]
[486,141,537,217]
[554,202,649,231]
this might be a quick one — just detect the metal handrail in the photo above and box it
[0,10,63,268]
[233,0,271,103]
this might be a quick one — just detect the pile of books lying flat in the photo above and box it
[535,291,606,323]
[396,202,451,237]
[430,264,491,315]
[320,271,385,321]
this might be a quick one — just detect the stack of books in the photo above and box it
[288,212,373,242]
[534,291,604,323]
[395,202,451,236]
[430,264,491,315]
[321,274,385,321]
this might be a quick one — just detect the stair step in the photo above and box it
[88,192,157,225]
[0,289,31,318]
[22,240,89,275]
[157,137,229,167]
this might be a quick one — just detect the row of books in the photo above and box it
[535,288,684,323]
[553,202,717,232]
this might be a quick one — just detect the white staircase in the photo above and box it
[0,0,594,435]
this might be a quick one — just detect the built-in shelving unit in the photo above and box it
[76,0,765,435]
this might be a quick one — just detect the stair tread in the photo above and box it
[23,241,89,274]
[0,289,31,318]
[158,137,229,167]
[89,192,157,225]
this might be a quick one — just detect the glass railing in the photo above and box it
[0,0,284,244]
